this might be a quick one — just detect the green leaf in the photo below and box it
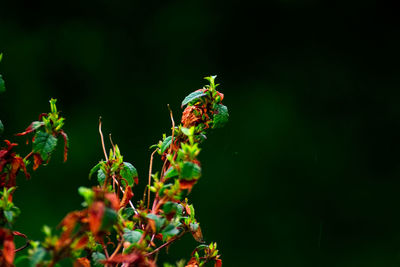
[189,204,195,220]
[0,120,3,135]
[180,162,201,180]
[33,131,58,161]
[146,213,166,232]
[89,162,103,179]
[160,136,172,153]
[195,244,208,251]
[100,207,118,230]
[161,224,180,241]
[78,187,94,206]
[181,91,206,107]
[162,201,180,215]
[181,127,193,136]
[0,53,3,62]
[29,247,47,267]
[97,169,106,185]
[3,210,13,223]
[14,255,30,265]
[0,74,5,93]
[190,222,199,232]
[212,104,229,129]
[121,207,135,219]
[120,162,138,186]
[123,228,142,243]
[42,225,52,237]
[164,166,179,179]
[204,75,217,89]
[30,121,45,131]
[92,252,106,267]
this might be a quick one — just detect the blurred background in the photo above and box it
[1,0,400,266]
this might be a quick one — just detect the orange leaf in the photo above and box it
[148,219,156,233]
[181,106,202,128]
[103,252,155,266]
[75,235,89,250]
[179,179,198,192]
[191,225,203,243]
[60,130,69,162]
[33,153,43,171]
[185,257,199,267]
[105,193,120,210]
[74,257,91,267]
[2,231,15,264]
[120,186,133,208]
[88,201,105,234]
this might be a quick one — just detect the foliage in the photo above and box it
[0,61,228,267]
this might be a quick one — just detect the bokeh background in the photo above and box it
[1,1,400,266]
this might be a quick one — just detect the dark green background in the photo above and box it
[1,1,400,266]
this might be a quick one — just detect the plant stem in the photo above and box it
[99,117,108,161]
[145,231,186,257]
[146,149,157,210]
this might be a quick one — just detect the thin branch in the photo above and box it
[99,117,108,161]
[13,231,30,252]
[148,234,155,248]
[167,104,175,156]
[109,241,122,260]
[102,241,110,258]
[147,149,157,210]
[109,133,116,155]
[23,151,33,161]
[145,231,186,257]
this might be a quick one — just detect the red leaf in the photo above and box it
[12,231,27,239]
[191,224,203,243]
[185,257,199,267]
[33,153,43,170]
[59,211,85,243]
[60,130,69,162]
[3,140,18,151]
[1,229,15,264]
[103,252,156,267]
[179,179,198,192]
[74,257,91,267]
[75,235,89,250]
[16,156,30,179]
[88,201,105,234]
[15,121,44,136]
[216,91,224,101]
[120,186,133,208]
[38,113,48,121]
[215,259,222,267]
[104,193,120,211]
[7,157,22,187]
[148,219,156,233]
[181,106,202,128]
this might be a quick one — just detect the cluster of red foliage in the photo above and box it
[0,76,227,267]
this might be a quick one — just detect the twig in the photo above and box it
[13,231,30,252]
[102,241,110,258]
[145,231,186,257]
[109,133,116,155]
[109,242,122,259]
[23,151,33,161]
[146,149,157,210]
[99,117,108,161]
[167,104,175,155]
[148,234,155,248]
